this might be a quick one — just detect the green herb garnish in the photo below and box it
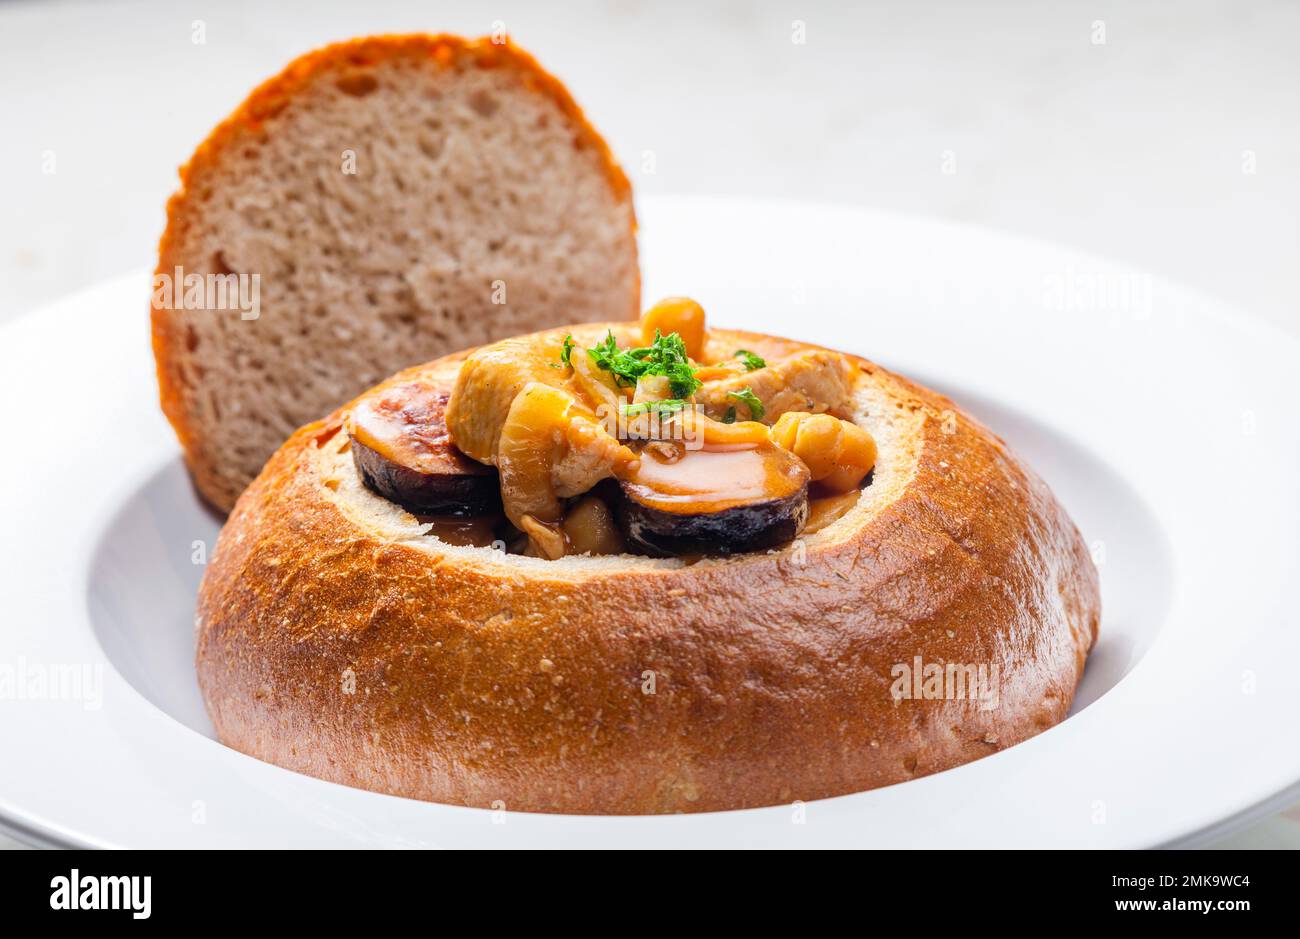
[620,399,688,418]
[726,387,765,421]
[559,334,575,367]
[735,349,766,371]
[586,331,626,381]
[722,406,737,424]
[587,329,701,398]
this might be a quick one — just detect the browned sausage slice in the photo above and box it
[349,379,501,516]
[613,441,810,556]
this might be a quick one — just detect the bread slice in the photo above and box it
[152,35,639,512]
[196,324,1100,814]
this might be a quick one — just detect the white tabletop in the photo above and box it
[2,0,1297,848]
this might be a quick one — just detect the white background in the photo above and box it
[1,0,1297,848]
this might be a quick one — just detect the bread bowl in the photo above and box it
[151,34,639,513]
[196,299,1100,814]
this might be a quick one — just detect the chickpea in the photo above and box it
[641,297,706,360]
[770,412,877,493]
[562,495,626,556]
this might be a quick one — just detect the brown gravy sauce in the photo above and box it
[416,514,501,548]
[804,488,864,534]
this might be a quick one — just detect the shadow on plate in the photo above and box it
[86,458,221,737]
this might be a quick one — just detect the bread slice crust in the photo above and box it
[196,325,1100,814]
[153,34,639,513]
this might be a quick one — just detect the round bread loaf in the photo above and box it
[195,325,1100,814]
[152,35,639,512]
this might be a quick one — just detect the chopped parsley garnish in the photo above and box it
[735,349,766,371]
[620,399,688,417]
[587,329,701,398]
[726,387,765,421]
[551,334,576,369]
[722,406,738,424]
[587,331,627,381]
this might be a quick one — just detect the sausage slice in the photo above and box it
[613,441,810,556]
[349,379,501,516]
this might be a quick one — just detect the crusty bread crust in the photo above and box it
[153,34,639,513]
[196,326,1099,814]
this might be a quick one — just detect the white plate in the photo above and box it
[2,195,1297,848]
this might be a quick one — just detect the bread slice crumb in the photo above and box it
[153,35,639,512]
